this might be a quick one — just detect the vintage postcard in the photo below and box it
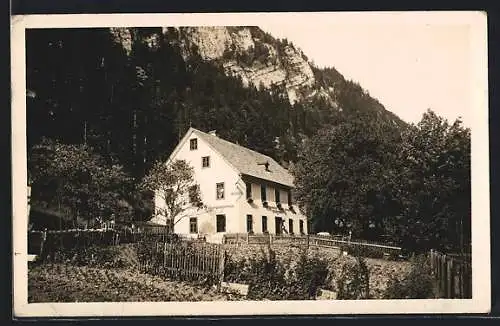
[11,11,490,317]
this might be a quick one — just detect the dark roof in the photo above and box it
[192,128,295,188]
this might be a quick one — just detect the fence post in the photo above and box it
[39,230,47,257]
[447,258,452,298]
[217,246,225,292]
[164,242,167,271]
[430,250,434,272]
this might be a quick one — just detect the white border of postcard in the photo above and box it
[11,11,490,317]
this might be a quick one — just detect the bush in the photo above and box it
[383,254,436,299]
[224,246,330,300]
[336,255,370,299]
[343,245,385,259]
[49,244,126,268]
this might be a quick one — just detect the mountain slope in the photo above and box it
[110,26,405,127]
[26,26,407,180]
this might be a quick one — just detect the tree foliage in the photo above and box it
[139,159,203,229]
[293,109,471,253]
[28,138,132,227]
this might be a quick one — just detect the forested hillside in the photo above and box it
[26,27,405,177]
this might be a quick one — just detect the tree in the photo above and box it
[28,138,132,228]
[139,159,203,230]
[292,113,402,238]
[395,109,471,253]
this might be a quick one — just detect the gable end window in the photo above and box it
[190,138,198,150]
[216,182,225,200]
[202,156,210,168]
[189,217,198,234]
[216,214,226,232]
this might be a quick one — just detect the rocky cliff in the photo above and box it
[110,26,337,106]
[174,26,320,104]
[109,26,403,127]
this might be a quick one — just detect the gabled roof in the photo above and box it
[190,128,295,188]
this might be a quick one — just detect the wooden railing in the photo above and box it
[429,249,472,298]
[222,233,402,257]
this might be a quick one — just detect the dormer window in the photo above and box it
[190,138,198,150]
[258,161,271,172]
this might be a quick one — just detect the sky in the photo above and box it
[258,21,476,127]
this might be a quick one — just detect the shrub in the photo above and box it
[287,250,330,299]
[224,246,330,300]
[49,244,126,268]
[383,254,436,299]
[336,256,370,299]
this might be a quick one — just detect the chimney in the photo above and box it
[209,130,217,137]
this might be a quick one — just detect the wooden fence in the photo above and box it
[28,225,177,256]
[429,249,472,299]
[29,229,120,257]
[222,233,402,256]
[140,241,225,285]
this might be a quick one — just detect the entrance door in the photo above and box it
[275,217,282,235]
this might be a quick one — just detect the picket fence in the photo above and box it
[429,249,472,299]
[140,241,225,285]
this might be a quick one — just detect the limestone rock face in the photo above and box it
[110,26,334,106]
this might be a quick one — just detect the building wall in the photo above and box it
[154,130,308,241]
[154,131,243,239]
[237,180,308,235]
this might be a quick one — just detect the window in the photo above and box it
[247,215,253,233]
[299,220,305,234]
[246,182,252,199]
[216,214,226,232]
[262,216,268,233]
[275,217,283,235]
[189,217,198,234]
[261,184,267,202]
[216,182,225,200]
[287,190,293,206]
[202,156,210,168]
[190,138,198,150]
[275,188,280,203]
[289,219,294,234]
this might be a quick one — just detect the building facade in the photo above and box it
[152,128,308,243]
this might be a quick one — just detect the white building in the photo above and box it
[152,127,308,243]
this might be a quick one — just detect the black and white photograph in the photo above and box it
[11,12,490,317]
